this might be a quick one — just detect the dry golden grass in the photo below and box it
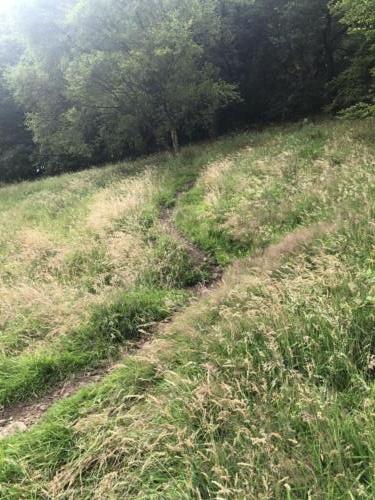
[106,231,152,287]
[0,167,163,355]
[16,228,54,258]
[87,169,156,233]
[201,158,234,204]
[42,219,362,499]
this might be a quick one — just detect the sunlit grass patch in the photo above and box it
[175,119,375,264]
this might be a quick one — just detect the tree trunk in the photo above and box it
[170,128,179,154]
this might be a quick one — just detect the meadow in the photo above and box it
[0,118,374,498]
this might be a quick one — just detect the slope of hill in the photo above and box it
[0,119,374,498]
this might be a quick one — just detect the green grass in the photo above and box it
[175,120,375,264]
[0,288,187,406]
[0,132,251,404]
[0,118,375,498]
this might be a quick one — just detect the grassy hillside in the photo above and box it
[0,135,250,406]
[0,119,375,498]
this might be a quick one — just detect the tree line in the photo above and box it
[0,0,374,183]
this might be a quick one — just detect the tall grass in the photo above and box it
[175,120,375,264]
[0,132,251,405]
[0,118,374,498]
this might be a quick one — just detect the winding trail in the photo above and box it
[0,204,222,439]
[0,368,111,438]
[159,207,222,292]
[0,184,334,439]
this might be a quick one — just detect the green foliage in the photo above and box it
[331,0,375,116]
[0,33,34,183]
[68,0,239,153]
[2,0,369,179]
[5,0,240,172]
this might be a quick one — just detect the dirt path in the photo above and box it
[0,207,222,439]
[0,216,334,439]
[160,208,208,265]
[159,207,222,291]
[0,333,159,439]
[0,369,110,438]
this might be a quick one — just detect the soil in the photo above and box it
[0,206,222,439]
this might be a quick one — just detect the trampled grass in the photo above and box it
[0,134,250,405]
[0,118,375,498]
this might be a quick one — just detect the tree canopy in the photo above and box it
[331,0,375,117]
[0,21,34,182]
[0,0,374,182]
